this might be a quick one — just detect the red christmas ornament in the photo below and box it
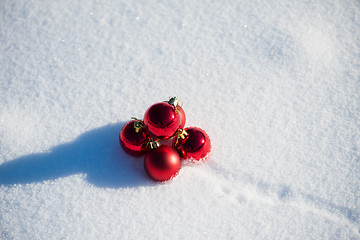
[119,119,150,156]
[144,97,182,139]
[144,144,181,181]
[174,127,211,161]
[178,105,186,129]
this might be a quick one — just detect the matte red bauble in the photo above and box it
[144,99,181,139]
[174,127,211,161]
[119,120,150,156]
[144,145,181,181]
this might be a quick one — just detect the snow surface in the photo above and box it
[1,0,360,239]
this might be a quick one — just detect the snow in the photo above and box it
[1,0,359,239]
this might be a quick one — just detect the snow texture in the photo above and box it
[1,0,360,239]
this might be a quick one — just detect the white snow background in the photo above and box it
[0,0,359,239]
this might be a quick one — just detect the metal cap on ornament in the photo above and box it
[168,96,179,108]
[133,118,145,133]
[146,139,161,151]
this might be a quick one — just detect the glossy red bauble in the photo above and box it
[144,102,181,139]
[119,120,150,156]
[174,127,211,161]
[178,105,186,129]
[144,145,181,181]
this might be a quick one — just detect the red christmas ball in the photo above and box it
[144,145,181,181]
[178,105,186,129]
[174,127,211,161]
[119,120,150,156]
[144,101,181,139]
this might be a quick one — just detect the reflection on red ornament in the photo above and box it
[178,105,186,129]
[119,120,150,156]
[174,127,211,161]
[144,98,182,139]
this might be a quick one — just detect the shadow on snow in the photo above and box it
[0,122,152,188]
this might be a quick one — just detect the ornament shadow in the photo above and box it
[0,122,153,188]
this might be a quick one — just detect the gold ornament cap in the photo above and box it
[177,128,188,139]
[174,128,188,146]
[131,117,144,133]
[147,139,160,150]
[168,96,179,108]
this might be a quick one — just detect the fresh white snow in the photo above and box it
[0,0,359,239]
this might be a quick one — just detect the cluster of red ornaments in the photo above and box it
[119,97,211,182]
